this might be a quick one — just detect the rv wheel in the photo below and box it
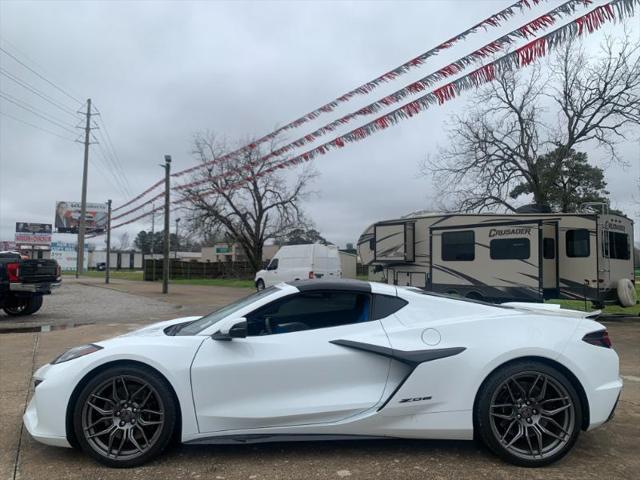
[617,279,637,307]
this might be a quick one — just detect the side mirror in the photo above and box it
[212,318,247,341]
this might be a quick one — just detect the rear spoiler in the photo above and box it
[502,302,602,319]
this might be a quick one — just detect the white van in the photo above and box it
[255,244,342,289]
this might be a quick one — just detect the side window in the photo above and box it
[246,291,371,336]
[609,232,630,260]
[441,230,475,261]
[490,238,531,260]
[543,238,555,259]
[566,229,590,258]
[267,258,278,270]
[371,294,408,320]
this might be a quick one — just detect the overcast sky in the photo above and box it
[1,0,638,249]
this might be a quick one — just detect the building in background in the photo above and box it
[51,240,88,271]
[201,243,278,263]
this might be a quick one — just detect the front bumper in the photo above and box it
[22,363,73,448]
[23,396,71,448]
[10,282,60,293]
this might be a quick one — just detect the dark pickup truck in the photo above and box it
[0,252,61,316]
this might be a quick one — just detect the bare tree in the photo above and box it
[117,232,131,251]
[179,133,316,273]
[424,32,640,213]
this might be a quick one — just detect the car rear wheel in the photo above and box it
[475,361,581,467]
[73,365,177,468]
[3,295,43,316]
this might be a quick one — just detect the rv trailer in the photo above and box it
[357,212,634,305]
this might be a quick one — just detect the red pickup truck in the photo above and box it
[0,252,61,316]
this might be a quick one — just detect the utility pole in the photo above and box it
[150,202,156,281]
[76,98,92,278]
[174,217,181,259]
[105,199,112,284]
[162,155,171,294]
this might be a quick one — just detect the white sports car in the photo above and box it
[24,280,621,468]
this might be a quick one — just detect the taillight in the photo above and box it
[7,262,19,282]
[582,330,612,348]
[56,265,61,277]
[309,271,314,279]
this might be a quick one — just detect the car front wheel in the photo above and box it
[256,279,265,291]
[73,364,177,468]
[475,361,581,467]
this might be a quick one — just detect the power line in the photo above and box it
[0,67,79,117]
[92,133,132,199]
[0,91,78,135]
[91,125,133,198]
[93,105,133,195]
[0,44,83,104]
[0,111,77,142]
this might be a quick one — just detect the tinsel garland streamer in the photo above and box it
[170,0,596,194]
[172,0,635,206]
[114,0,546,213]
[110,0,637,229]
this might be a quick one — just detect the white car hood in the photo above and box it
[119,316,202,337]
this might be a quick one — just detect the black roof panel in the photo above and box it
[287,279,372,293]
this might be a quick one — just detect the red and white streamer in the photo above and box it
[108,0,638,230]
[173,0,593,193]
[114,0,548,213]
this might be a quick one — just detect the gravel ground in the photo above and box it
[0,282,185,330]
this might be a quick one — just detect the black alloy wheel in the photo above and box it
[73,365,177,468]
[475,361,581,467]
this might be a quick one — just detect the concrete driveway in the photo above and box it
[1,281,638,480]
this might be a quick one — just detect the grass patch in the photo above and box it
[169,278,255,288]
[63,270,144,281]
[546,279,640,315]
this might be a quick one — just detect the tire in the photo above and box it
[3,295,43,316]
[475,360,582,467]
[256,279,265,291]
[73,364,177,468]
[617,278,637,307]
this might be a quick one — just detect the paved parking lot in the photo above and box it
[1,281,638,480]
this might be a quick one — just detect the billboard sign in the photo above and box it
[0,240,17,251]
[55,201,108,234]
[15,222,52,245]
[51,241,88,271]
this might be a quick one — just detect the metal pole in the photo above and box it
[76,98,92,278]
[151,202,155,281]
[162,155,171,294]
[174,218,180,259]
[105,199,112,284]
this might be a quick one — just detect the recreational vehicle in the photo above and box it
[357,212,635,306]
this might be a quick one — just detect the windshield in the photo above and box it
[175,286,279,335]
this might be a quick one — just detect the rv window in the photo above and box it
[543,238,555,259]
[566,229,590,258]
[490,238,531,260]
[441,231,475,261]
[608,232,630,260]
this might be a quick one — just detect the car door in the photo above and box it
[190,290,392,433]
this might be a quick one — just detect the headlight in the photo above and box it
[51,344,103,364]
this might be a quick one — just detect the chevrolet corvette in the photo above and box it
[24,279,621,468]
